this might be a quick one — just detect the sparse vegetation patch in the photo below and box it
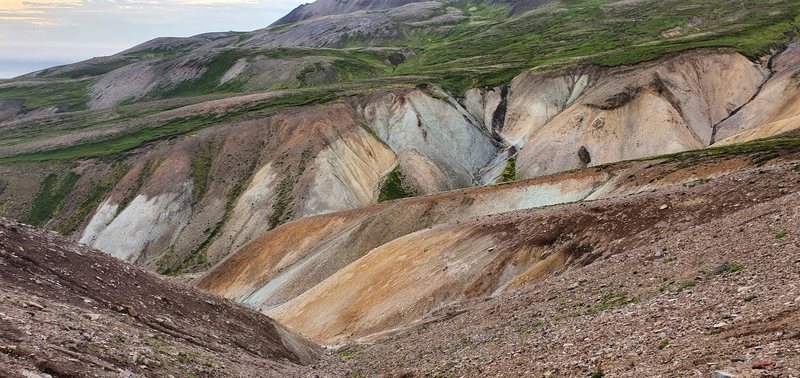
[378,166,417,202]
[23,172,81,227]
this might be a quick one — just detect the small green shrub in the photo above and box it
[496,156,517,184]
[727,261,746,273]
[339,350,359,360]
[378,166,417,202]
[775,231,788,239]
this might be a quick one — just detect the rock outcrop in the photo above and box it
[200,142,800,343]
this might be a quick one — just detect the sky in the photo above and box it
[0,0,308,78]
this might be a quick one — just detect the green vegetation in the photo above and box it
[54,60,132,79]
[269,176,295,229]
[775,231,788,239]
[496,156,517,183]
[57,162,128,234]
[190,141,217,204]
[675,280,695,293]
[753,151,781,166]
[564,293,637,317]
[158,178,247,276]
[394,0,800,94]
[162,50,247,97]
[658,338,670,350]
[726,261,746,273]
[378,166,418,202]
[0,79,91,112]
[118,160,155,215]
[641,136,800,165]
[23,172,81,227]
[339,350,359,361]
[0,88,343,166]
[268,151,310,229]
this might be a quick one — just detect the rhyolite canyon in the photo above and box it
[1,0,800,376]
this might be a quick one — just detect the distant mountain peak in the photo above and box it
[272,0,427,25]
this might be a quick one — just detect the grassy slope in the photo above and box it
[0,0,798,166]
[397,0,800,92]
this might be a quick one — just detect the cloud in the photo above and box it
[0,0,307,77]
[0,15,57,25]
[0,0,82,25]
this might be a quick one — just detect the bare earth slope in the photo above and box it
[0,218,320,377]
[304,150,800,377]
[200,137,800,346]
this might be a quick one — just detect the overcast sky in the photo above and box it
[0,0,308,78]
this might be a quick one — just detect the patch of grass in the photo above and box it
[190,141,217,204]
[267,152,310,229]
[378,166,418,202]
[268,176,295,229]
[496,157,517,184]
[727,261,746,273]
[0,79,91,112]
[775,231,788,239]
[158,168,249,275]
[339,350,359,361]
[641,136,800,165]
[57,161,128,234]
[753,152,781,166]
[658,338,670,350]
[22,172,81,227]
[160,50,247,97]
[53,60,131,79]
[0,88,344,165]
[177,351,198,364]
[675,280,695,293]
[585,292,633,315]
[118,160,155,215]
[0,116,217,164]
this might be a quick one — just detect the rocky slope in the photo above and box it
[200,137,800,345]
[0,217,319,377]
[307,156,800,377]
[0,0,798,375]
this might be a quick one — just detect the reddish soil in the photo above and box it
[305,159,800,377]
[0,218,319,377]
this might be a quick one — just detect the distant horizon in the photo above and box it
[0,0,307,79]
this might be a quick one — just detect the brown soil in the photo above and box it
[303,159,800,377]
[0,218,319,377]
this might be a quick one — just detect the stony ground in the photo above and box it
[307,160,800,377]
[2,157,800,378]
[0,218,319,378]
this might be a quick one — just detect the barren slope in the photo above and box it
[0,218,319,377]
[310,158,800,377]
[200,136,800,345]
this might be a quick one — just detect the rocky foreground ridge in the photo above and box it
[0,218,319,377]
